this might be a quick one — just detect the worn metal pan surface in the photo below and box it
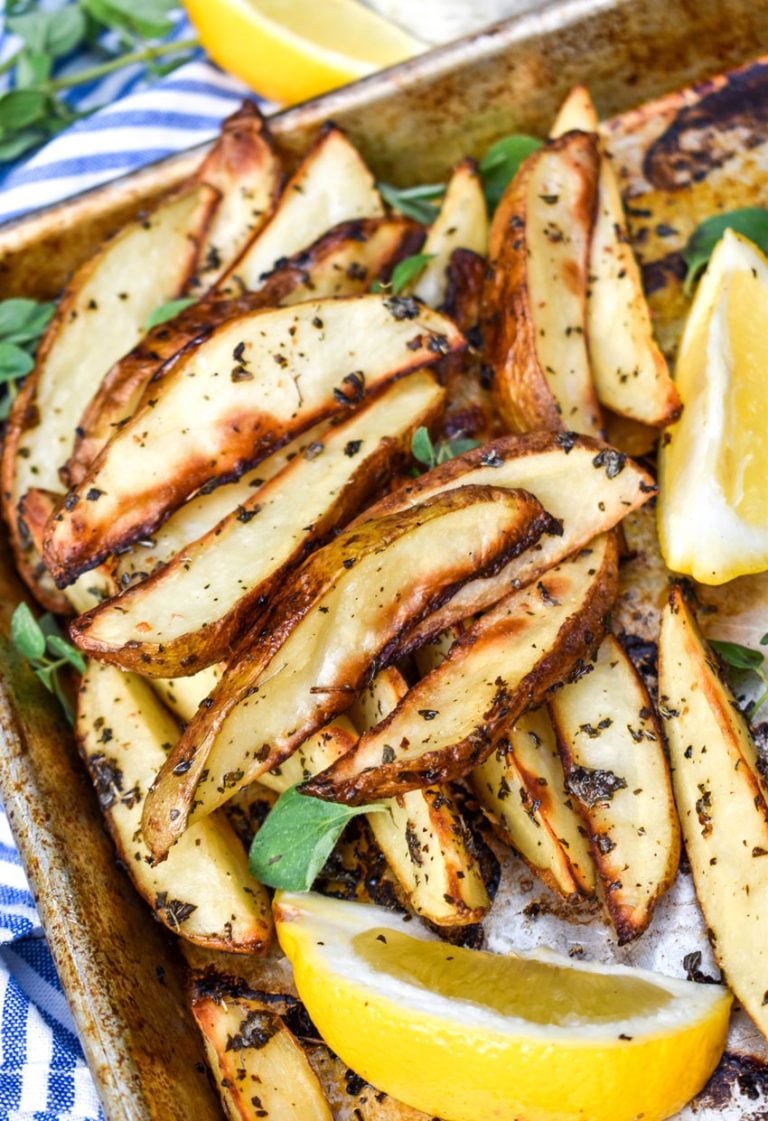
[3,1,768,1118]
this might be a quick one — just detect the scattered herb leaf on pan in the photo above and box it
[682,208,768,295]
[709,635,768,715]
[10,602,86,724]
[248,783,388,892]
[479,134,542,210]
[378,182,444,225]
[0,298,55,419]
[371,252,435,295]
[146,296,196,329]
[410,425,481,472]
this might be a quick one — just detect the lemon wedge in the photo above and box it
[182,0,422,104]
[275,892,731,1121]
[659,229,768,583]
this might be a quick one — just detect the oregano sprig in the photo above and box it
[410,425,481,472]
[10,602,86,724]
[0,297,55,419]
[709,635,768,716]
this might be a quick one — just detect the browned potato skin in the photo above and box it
[142,486,557,858]
[303,535,619,806]
[42,296,466,586]
[486,131,602,436]
[64,216,422,487]
[69,374,444,676]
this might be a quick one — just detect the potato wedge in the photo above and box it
[70,372,445,675]
[189,976,333,1121]
[142,485,556,857]
[552,87,681,427]
[407,159,488,308]
[224,124,384,293]
[353,432,654,653]
[77,659,272,952]
[472,708,597,899]
[191,102,283,293]
[351,667,490,925]
[2,183,219,609]
[549,633,680,941]
[659,587,768,1038]
[42,295,466,584]
[152,666,224,725]
[65,215,420,487]
[486,131,603,436]
[304,533,618,806]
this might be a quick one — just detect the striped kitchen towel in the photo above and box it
[0,3,255,1117]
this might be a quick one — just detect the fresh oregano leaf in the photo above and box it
[435,436,481,463]
[47,633,87,673]
[709,639,765,672]
[479,134,542,210]
[389,253,434,295]
[0,89,49,131]
[0,343,34,383]
[378,182,444,225]
[682,209,768,295]
[0,298,55,346]
[11,602,46,661]
[146,297,196,329]
[411,426,481,472]
[248,784,387,891]
[411,425,436,468]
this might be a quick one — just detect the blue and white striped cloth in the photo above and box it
[0,4,256,1116]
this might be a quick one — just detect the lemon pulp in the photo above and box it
[719,268,768,525]
[354,927,672,1024]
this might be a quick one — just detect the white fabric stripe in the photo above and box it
[4,947,83,1035]
[23,125,218,161]
[0,862,33,894]
[18,1007,54,1112]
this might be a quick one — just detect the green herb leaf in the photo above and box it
[11,602,46,661]
[709,639,765,672]
[411,426,436,468]
[436,436,481,463]
[389,253,434,295]
[0,89,49,131]
[47,633,87,673]
[761,634,768,647]
[0,342,34,383]
[682,208,768,295]
[248,784,387,891]
[479,134,542,210]
[0,298,55,346]
[146,297,196,329]
[378,182,444,225]
[410,426,482,472]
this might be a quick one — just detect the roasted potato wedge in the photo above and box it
[351,667,490,925]
[189,976,333,1121]
[224,123,384,293]
[2,183,219,609]
[65,215,421,487]
[70,372,445,675]
[486,131,603,436]
[549,633,680,941]
[304,533,618,805]
[353,432,654,653]
[42,295,466,583]
[406,159,488,308]
[142,485,556,857]
[659,587,768,1038]
[191,102,283,293]
[77,659,272,952]
[552,87,681,427]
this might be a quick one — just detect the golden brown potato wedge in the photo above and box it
[659,587,768,1039]
[224,123,384,293]
[70,372,445,676]
[191,102,283,293]
[152,666,224,725]
[42,295,465,584]
[142,485,556,857]
[354,432,654,653]
[350,667,490,925]
[189,975,333,1121]
[65,215,421,487]
[77,659,272,952]
[472,708,597,899]
[549,633,680,942]
[552,87,681,427]
[2,183,219,609]
[304,533,618,806]
[406,159,488,308]
[486,131,603,436]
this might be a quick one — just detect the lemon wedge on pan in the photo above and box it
[659,229,768,584]
[275,891,730,1121]
[183,0,422,105]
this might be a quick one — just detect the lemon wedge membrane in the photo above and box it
[659,229,768,583]
[276,892,731,1121]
